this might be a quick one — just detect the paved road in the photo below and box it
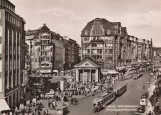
[67,71,152,115]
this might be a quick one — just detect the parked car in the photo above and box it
[146,81,150,84]
[140,98,147,106]
[141,94,148,99]
[137,105,145,113]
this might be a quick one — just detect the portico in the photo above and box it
[74,58,100,84]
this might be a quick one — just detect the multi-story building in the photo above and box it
[81,18,153,70]
[0,0,26,113]
[81,18,116,69]
[63,36,80,70]
[137,38,152,63]
[153,47,161,62]
[26,24,65,78]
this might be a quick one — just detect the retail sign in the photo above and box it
[40,70,51,73]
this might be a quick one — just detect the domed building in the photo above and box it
[81,18,126,70]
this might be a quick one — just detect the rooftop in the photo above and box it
[81,18,115,37]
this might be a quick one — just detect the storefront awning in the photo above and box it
[102,70,119,75]
[0,99,10,113]
[53,69,58,73]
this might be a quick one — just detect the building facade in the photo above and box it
[26,24,65,77]
[81,18,153,70]
[153,47,161,62]
[63,36,80,70]
[74,58,101,84]
[0,0,26,113]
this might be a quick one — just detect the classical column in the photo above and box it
[75,69,79,82]
[11,30,14,88]
[89,69,91,82]
[95,69,98,82]
[83,69,84,85]
[15,31,17,86]
[18,33,21,85]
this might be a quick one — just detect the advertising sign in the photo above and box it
[40,70,51,73]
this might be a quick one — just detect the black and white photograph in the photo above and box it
[0,0,161,115]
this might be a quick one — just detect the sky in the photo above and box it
[10,0,161,47]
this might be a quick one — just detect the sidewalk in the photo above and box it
[143,74,158,115]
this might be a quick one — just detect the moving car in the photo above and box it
[146,81,150,84]
[137,105,145,113]
[139,98,147,106]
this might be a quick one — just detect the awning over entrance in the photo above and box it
[102,70,119,75]
[0,99,10,113]
[108,70,119,74]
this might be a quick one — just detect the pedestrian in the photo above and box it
[148,111,152,115]
[14,105,19,115]
[52,100,56,110]
[25,104,30,114]
[19,102,25,114]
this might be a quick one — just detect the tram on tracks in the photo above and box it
[115,84,127,97]
[92,84,127,112]
[93,91,116,112]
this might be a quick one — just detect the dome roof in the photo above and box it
[81,18,115,37]
[40,23,50,31]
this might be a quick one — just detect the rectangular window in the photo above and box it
[84,37,89,41]
[87,49,90,53]
[109,49,113,54]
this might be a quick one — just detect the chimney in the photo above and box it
[43,23,46,26]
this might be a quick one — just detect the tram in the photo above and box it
[92,84,127,112]
[115,84,127,97]
[93,91,116,112]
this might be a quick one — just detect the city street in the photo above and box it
[67,71,152,115]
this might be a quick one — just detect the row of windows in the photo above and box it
[92,55,103,61]
[5,12,21,27]
[40,57,51,62]
[82,49,113,54]
[41,40,49,45]
[91,49,102,54]
[4,0,15,12]
[91,43,103,47]
[105,49,113,54]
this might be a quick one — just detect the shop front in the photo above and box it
[102,69,119,85]
[74,58,100,84]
